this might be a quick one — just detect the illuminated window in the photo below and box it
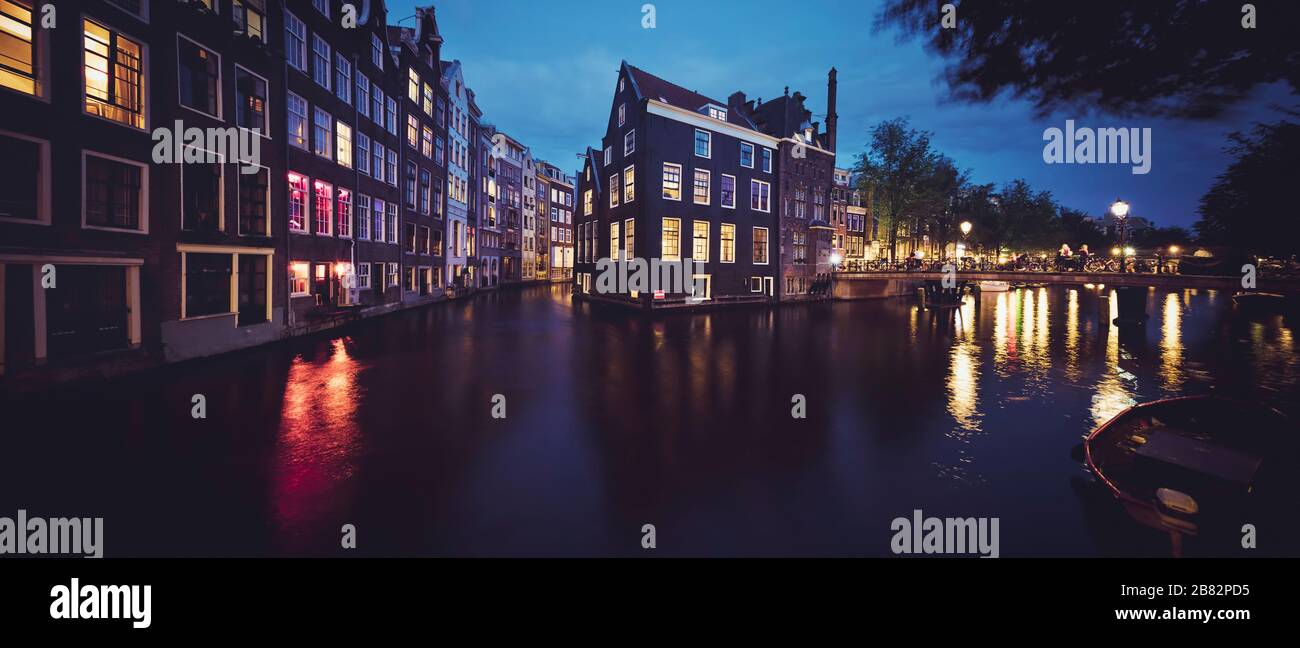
[707,106,727,121]
[287,91,306,148]
[289,262,310,296]
[407,114,419,148]
[623,165,635,203]
[662,218,681,260]
[83,18,145,129]
[232,0,266,42]
[288,172,307,232]
[0,0,39,96]
[720,223,735,263]
[662,163,682,200]
[313,180,333,236]
[753,227,769,264]
[693,221,709,261]
[337,189,352,238]
[693,169,710,205]
[335,121,352,168]
[609,220,619,261]
[408,68,420,102]
[624,218,635,259]
[583,189,592,216]
[422,82,433,116]
[422,125,433,158]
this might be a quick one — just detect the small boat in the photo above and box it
[978,280,1010,292]
[1084,396,1295,554]
[1232,291,1287,313]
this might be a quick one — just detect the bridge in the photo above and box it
[831,270,1300,325]
[833,270,1300,292]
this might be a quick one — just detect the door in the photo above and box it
[763,277,774,297]
[46,265,128,358]
[237,255,268,326]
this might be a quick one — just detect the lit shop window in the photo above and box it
[288,172,307,232]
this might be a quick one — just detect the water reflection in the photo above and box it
[272,338,362,551]
[8,284,1300,557]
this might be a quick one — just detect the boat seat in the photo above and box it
[1133,429,1262,488]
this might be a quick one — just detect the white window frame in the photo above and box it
[623,164,635,203]
[176,33,222,120]
[753,226,769,265]
[693,168,710,205]
[720,173,736,209]
[624,129,635,156]
[694,129,711,159]
[81,150,149,234]
[234,64,270,137]
[740,142,755,169]
[0,129,52,225]
[662,162,682,201]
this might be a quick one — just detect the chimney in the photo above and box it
[727,91,747,110]
[826,67,838,153]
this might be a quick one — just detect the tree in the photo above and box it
[853,118,953,261]
[1194,116,1300,256]
[877,0,1300,120]
[996,179,1058,253]
[1055,207,1107,252]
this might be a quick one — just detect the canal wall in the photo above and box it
[832,278,920,300]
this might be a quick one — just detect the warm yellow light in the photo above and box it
[1124,246,1136,257]
[1111,247,1121,257]
[1168,245,1180,255]
[960,221,972,236]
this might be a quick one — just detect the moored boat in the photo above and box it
[1232,291,1288,313]
[978,280,1010,292]
[1084,396,1296,554]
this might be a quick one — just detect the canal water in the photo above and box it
[3,284,1297,556]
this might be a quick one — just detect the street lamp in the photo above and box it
[829,251,843,269]
[1109,199,1130,218]
[960,221,972,236]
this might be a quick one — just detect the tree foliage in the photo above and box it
[877,0,1300,120]
[1194,116,1300,256]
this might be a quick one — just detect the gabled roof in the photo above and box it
[583,147,602,195]
[622,61,756,129]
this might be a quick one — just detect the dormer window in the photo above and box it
[706,105,727,121]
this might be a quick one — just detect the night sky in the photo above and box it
[388,0,1296,229]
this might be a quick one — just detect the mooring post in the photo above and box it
[1113,285,1149,326]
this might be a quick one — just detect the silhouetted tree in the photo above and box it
[1195,116,1300,256]
[877,0,1300,119]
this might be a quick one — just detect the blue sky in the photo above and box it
[388,0,1295,228]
